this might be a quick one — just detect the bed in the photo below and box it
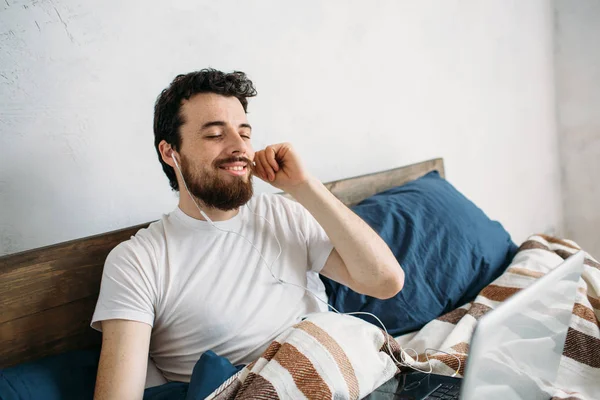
[1,157,599,400]
[0,158,444,370]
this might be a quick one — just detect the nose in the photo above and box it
[225,126,250,157]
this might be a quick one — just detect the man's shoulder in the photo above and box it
[106,218,167,264]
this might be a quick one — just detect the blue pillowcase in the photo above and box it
[320,170,517,336]
[0,348,241,400]
[143,350,243,400]
[185,351,243,400]
[0,349,100,400]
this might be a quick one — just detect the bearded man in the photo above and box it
[91,69,404,399]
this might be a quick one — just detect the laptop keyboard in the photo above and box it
[424,383,461,399]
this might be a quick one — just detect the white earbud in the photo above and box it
[171,153,180,169]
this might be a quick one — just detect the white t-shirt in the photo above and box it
[91,193,333,382]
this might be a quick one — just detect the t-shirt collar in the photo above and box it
[171,205,245,231]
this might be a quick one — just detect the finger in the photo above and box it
[257,151,275,181]
[253,152,269,181]
[254,161,267,182]
[265,146,280,172]
[252,154,265,180]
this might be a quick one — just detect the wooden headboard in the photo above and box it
[0,158,444,368]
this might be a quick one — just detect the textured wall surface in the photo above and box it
[554,0,600,257]
[0,0,561,255]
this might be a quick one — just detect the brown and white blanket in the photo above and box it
[395,235,600,400]
[206,235,600,399]
[206,311,402,399]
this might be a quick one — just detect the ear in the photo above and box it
[159,140,176,168]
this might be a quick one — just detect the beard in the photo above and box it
[180,154,254,211]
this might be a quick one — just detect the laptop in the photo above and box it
[366,251,585,400]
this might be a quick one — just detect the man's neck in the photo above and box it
[178,194,239,222]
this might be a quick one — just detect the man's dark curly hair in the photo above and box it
[153,68,257,191]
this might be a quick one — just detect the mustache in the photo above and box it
[214,156,255,173]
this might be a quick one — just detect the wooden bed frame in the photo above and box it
[0,158,444,369]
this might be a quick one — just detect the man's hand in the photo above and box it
[253,143,312,193]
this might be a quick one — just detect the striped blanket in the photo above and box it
[395,235,600,400]
[206,311,402,399]
[206,235,600,399]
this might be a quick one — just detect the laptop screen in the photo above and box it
[460,253,584,400]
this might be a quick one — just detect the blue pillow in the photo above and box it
[185,351,242,400]
[0,348,100,400]
[320,171,517,336]
[143,351,243,400]
[0,348,240,400]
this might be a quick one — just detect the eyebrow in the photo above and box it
[199,121,252,133]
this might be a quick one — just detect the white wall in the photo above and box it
[0,0,562,256]
[554,0,600,257]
